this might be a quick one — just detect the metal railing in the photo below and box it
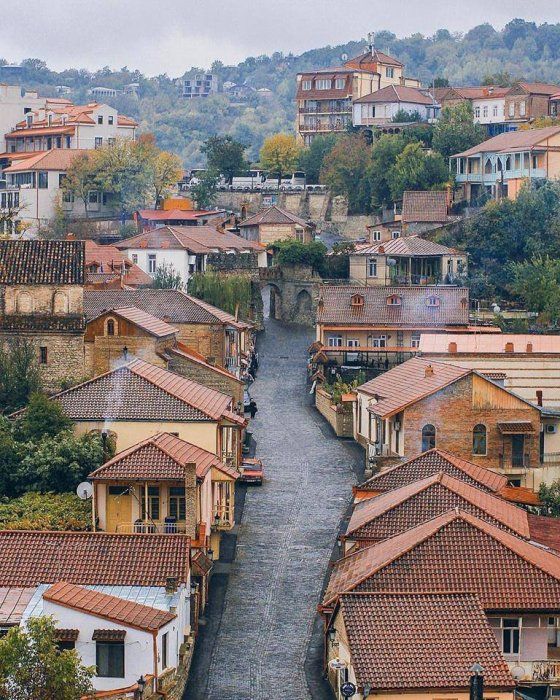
[116,521,187,534]
[499,453,530,470]
[532,660,560,682]
[542,452,560,465]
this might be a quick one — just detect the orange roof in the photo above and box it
[3,148,88,172]
[419,332,560,355]
[137,209,216,221]
[499,485,541,506]
[84,240,152,287]
[90,307,178,338]
[116,225,264,254]
[5,125,75,139]
[44,581,175,632]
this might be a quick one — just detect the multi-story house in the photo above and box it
[434,86,511,136]
[0,84,50,154]
[183,74,218,98]
[237,205,315,244]
[295,38,420,145]
[352,85,439,128]
[451,125,560,203]
[504,82,560,125]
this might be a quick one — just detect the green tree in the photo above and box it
[432,102,486,159]
[259,133,301,180]
[17,392,72,442]
[320,133,372,214]
[509,255,560,322]
[0,492,91,531]
[0,616,94,700]
[188,272,253,319]
[433,77,450,88]
[271,239,327,272]
[298,134,338,184]
[201,135,248,183]
[369,134,408,210]
[388,142,449,201]
[152,262,183,289]
[392,109,422,123]
[190,169,219,209]
[539,479,560,516]
[0,339,41,414]
[61,151,102,219]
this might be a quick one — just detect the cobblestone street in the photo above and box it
[185,319,363,700]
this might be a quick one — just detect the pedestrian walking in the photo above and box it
[249,399,258,419]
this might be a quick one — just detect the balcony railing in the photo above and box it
[212,508,234,530]
[531,660,560,682]
[116,521,187,534]
[499,453,530,470]
[224,356,238,370]
[299,122,350,133]
[298,105,351,114]
[542,452,560,465]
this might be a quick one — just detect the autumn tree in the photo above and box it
[61,151,101,219]
[137,134,183,207]
[259,133,301,181]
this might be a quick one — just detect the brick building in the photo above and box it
[0,239,86,391]
[237,205,314,245]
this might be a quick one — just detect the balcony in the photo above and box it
[499,453,531,470]
[542,452,560,466]
[506,659,560,683]
[116,521,188,534]
[212,507,234,530]
[455,168,547,184]
[298,105,351,115]
[224,356,239,371]
[299,121,350,133]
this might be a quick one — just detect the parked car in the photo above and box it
[238,457,264,485]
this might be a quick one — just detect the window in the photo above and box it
[472,424,487,455]
[57,640,76,651]
[493,105,498,117]
[502,619,520,655]
[519,101,526,117]
[95,137,103,149]
[39,347,48,365]
[509,103,515,117]
[66,136,71,148]
[53,291,68,314]
[391,230,400,239]
[38,171,48,189]
[88,190,99,204]
[131,254,138,264]
[316,79,332,90]
[97,115,103,124]
[162,632,169,669]
[108,115,114,125]
[386,294,401,306]
[532,154,539,169]
[351,293,364,307]
[474,106,480,118]
[106,319,115,336]
[328,336,343,347]
[367,258,378,277]
[483,106,488,118]
[169,486,186,521]
[96,641,125,677]
[148,254,157,273]
[411,332,421,348]
[371,335,387,348]
[302,79,312,91]
[548,617,560,648]
[386,67,394,78]
[56,137,62,148]
[421,424,436,451]
[335,78,345,89]
[107,137,116,146]
[426,296,440,308]
[371,230,381,241]
[17,291,33,313]
[26,114,33,127]
[141,486,160,520]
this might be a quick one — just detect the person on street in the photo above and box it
[249,399,258,419]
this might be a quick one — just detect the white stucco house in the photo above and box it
[352,85,440,126]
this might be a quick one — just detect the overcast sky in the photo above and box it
[2,0,559,76]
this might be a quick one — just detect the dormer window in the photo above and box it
[426,295,440,308]
[47,114,53,126]
[26,114,33,127]
[351,293,364,308]
[386,294,402,306]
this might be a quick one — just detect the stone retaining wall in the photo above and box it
[315,388,354,438]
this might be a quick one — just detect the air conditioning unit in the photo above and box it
[546,424,558,434]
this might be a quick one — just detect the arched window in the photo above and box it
[421,424,436,451]
[426,295,440,308]
[351,293,364,308]
[16,291,33,313]
[386,294,402,306]
[472,424,487,455]
[53,290,68,314]
[106,319,116,336]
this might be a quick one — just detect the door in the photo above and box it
[347,339,359,363]
[106,485,132,533]
[511,435,525,468]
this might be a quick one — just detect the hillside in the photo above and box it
[3,19,560,165]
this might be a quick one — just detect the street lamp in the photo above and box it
[134,676,146,700]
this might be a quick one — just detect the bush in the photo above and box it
[188,271,253,319]
[0,492,92,531]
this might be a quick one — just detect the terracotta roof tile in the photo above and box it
[347,472,531,542]
[402,191,449,223]
[98,307,178,338]
[338,592,514,690]
[3,148,89,172]
[358,357,471,417]
[0,531,189,587]
[137,209,218,221]
[0,239,85,284]
[115,225,263,254]
[165,343,241,382]
[357,449,508,494]
[0,587,35,625]
[317,286,470,327]
[324,510,560,608]
[44,581,175,632]
[354,85,436,106]
[84,240,152,287]
[453,125,560,158]
[238,205,311,228]
[89,432,238,481]
[528,514,560,552]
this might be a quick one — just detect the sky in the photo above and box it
[2,0,559,76]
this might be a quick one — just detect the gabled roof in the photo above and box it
[356,449,508,495]
[353,235,458,257]
[136,209,220,222]
[89,432,238,481]
[115,225,264,254]
[38,358,243,423]
[513,82,560,96]
[347,472,531,541]
[354,85,436,106]
[238,205,311,228]
[0,587,35,625]
[84,289,251,329]
[357,357,471,417]
[0,531,190,587]
[452,125,560,158]
[337,592,514,691]
[345,49,404,69]
[0,239,85,285]
[3,148,89,172]
[84,240,152,287]
[323,510,560,608]
[317,286,470,327]
[402,190,449,223]
[89,307,178,338]
[44,581,175,632]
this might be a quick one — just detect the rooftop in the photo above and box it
[3,148,90,173]
[44,581,176,632]
[0,239,84,285]
[419,332,560,355]
[0,530,190,587]
[353,235,459,257]
[453,125,560,158]
[89,307,178,338]
[338,592,514,690]
[354,85,436,106]
[136,209,223,222]
[238,205,311,228]
[402,190,449,223]
[84,239,152,288]
[115,225,264,254]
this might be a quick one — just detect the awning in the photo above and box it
[55,628,79,642]
[92,629,126,641]
[497,421,535,435]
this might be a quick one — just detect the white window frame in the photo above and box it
[386,67,394,78]
[371,230,381,241]
[501,618,521,656]
[302,80,312,91]
[372,335,387,348]
[391,230,400,239]
[411,332,421,348]
[316,79,332,90]
[335,78,345,89]
[367,257,378,278]
[327,336,343,347]
[148,254,157,274]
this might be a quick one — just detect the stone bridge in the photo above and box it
[258,265,321,326]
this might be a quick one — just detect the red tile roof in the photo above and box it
[44,581,175,632]
[115,225,264,254]
[337,592,514,690]
[345,49,404,69]
[354,85,436,106]
[84,240,152,288]
[89,432,238,481]
[402,190,449,223]
[5,126,75,139]
[453,125,560,158]
[347,472,531,542]
[238,205,311,228]
[0,239,85,285]
[358,357,471,418]
[165,343,241,383]
[92,307,178,338]
[3,148,89,172]
[323,510,560,608]
[356,449,508,495]
[0,531,190,587]
[528,514,560,552]
[515,82,560,95]
[137,209,218,221]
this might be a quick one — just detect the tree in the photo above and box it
[297,134,338,184]
[392,109,422,123]
[190,169,219,209]
[539,479,560,516]
[433,77,450,88]
[388,142,449,201]
[0,492,92,531]
[432,102,486,159]
[0,616,94,700]
[368,134,409,210]
[320,133,373,214]
[259,133,301,180]
[201,136,248,183]
[509,256,560,323]
[271,239,327,273]
[145,150,183,208]
[16,392,72,442]
[152,262,183,289]
[0,339,41,414]
[482,71,515,87]
[61,151,101,219]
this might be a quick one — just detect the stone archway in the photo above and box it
[294,289,313,324]
[261,283,283,320]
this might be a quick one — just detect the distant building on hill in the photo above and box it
[183,74,218,98]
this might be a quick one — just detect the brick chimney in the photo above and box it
[425,364,434,377]
[184,461,198,539]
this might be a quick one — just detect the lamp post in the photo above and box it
[470,663,484,700]
[134,675,146,700]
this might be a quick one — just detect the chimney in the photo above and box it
[425,364,434,377]
[536,390,543,407]
[165,576,178,594]
[66,232,76,240]
[505,342,514,353]
[379,245,385,254]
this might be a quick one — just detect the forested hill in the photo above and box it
[3,19,560,165]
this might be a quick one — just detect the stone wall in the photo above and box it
[174,323,226,366]
[86,335,172,375]
[167,352,244,405]
[315,388,354,438]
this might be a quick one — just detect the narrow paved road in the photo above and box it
[186,320,363,700]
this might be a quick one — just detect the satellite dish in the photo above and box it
[511,666,526,681]
[386,257,397,267]
[77,482,93,500]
